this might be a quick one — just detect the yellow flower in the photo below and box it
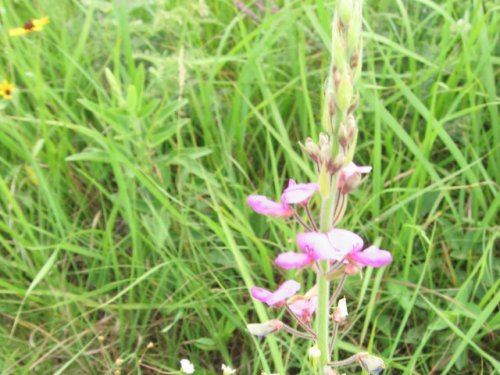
[8,17,50,37]
[0,80,15,100]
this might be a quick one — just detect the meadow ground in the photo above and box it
[0,0,498,374]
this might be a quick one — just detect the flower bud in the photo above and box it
[247,320,283,337]
[357,353,385,374]
[330,153,344,175]
[338,0,353,23]
[346,115,357,138]
[336,69,353,113]
[338,123,350,149]
[333,297,348,323]
[319,133,330,147]
[340,172,361,194]
[304,137,319,154]
[320,143,333,165]
[308,346,321,369]
[333,36,346,69]
[301,137,320,162]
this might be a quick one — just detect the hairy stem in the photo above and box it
[317,174,338,366]
[329,322,339,355]
[305,204,319,231]
[285,304,317,339]
[282,324,315,340]
[293,212,312,231]
[329,272,347,307]
[329,353,361,368]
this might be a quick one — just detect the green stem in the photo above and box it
[317,174,338,367]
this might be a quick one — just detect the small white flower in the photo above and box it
[222,363,236,374]
[180,359,195,374]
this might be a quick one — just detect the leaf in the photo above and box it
[193,337,217,351]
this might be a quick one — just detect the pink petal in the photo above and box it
[267,280,300,306]
[327,229,364,257]
[289,298,309,316]
[349,245,392,267]
[275,252,314,269]
[246,195,294,218]
[281,181,319,205]
[289,295,318,322]
[297,232,334,260]
[250,287,272,303]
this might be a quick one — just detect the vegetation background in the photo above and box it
[0,0,498,373]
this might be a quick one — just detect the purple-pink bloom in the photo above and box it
[297,232,336,260]
[281,179,319,206]
[250,280,301,307]
[246,195,294,218]
[297,229,362,261]
[247,179,319,218]
[292,228,392,269]
[338,162,372,194]
[348,245,392,267]
[289,296,318,323]
[275,251,314,269]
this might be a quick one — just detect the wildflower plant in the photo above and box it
[246,0,391,373]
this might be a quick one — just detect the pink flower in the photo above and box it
[247,179,319,218]
[251,280,301,307]
[298,229,362,261]
[276,229,391,270]
[338,162,372,194]
[281,179,319,205]
[348,245,392,268]
[289,295,318,323]
[246,195,294,218]
[275,251,314,269]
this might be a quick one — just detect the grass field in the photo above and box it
[0,0,498,373]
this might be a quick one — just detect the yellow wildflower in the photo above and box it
[9,17,50,37]
[0,80,15,100]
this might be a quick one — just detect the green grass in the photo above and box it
[0,0,498,373]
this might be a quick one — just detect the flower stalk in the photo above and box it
[317,175,338,366]
[244,0,393,373]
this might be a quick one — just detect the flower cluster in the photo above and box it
[244,0,392,373]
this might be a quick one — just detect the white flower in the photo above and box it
[180,359,195,374]
[222,364,236,374]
